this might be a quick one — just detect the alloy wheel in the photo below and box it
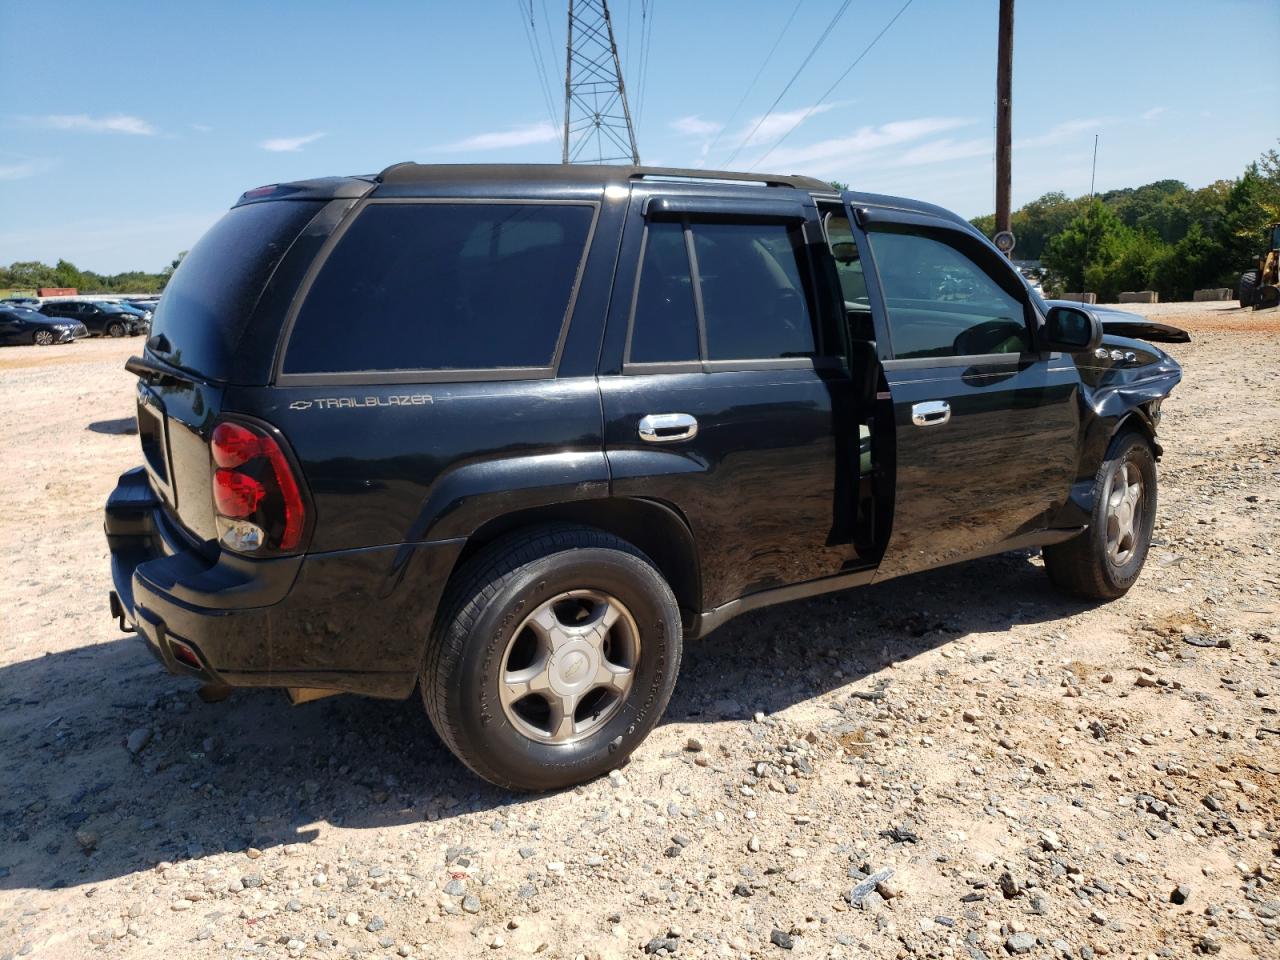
[1105,460,1143,566]
[498,589,639,745]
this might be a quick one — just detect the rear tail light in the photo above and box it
[210,420,306,553]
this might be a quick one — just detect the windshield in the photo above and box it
[3,307,44,321]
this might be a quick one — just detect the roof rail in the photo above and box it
[372,162,833,192]
[629,167,831,191]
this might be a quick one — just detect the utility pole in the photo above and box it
[562,0,641,165]
[994,0,1014,253]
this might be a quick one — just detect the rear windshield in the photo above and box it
[147,200,322,380]
[281,201,595,375]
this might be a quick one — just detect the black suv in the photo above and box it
[106,164,1182,790]
[41,300,141,337]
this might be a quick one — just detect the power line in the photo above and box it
[624,0,634,81]
[526,0,561,129]
[704,0,806,162]
[634,0,656,135]
[537,0,561,82]
[515,0,560,131]
[722,0,855,169]
[749,0,916,171]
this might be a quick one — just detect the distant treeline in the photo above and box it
[972,140,1280,300]
[0,252,186,296]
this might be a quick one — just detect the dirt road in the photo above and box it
[1,310,1276,959]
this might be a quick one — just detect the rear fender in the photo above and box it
[406,451,611,542]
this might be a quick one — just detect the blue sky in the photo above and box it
[1,0,1276,273]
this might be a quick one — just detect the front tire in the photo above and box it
[107,322,125,338]
[422,526,682,791]
[1044,430,1156,600]
[33,330,55,346]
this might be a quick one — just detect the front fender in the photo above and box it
[1052,339,1181,525]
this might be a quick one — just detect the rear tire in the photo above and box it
[1044,430,1156,600]
[1238,270,1258,308]
[422,525,683,791]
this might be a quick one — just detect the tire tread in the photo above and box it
[422,524,673,789]
[1044,429,1154,600]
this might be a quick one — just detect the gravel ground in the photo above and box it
[1,309,1277,960]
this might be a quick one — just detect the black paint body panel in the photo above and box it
[103,164,1183,698]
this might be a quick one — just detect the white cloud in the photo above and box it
[437,122,559,152]
[1016,118,1113,149]
[670,115,722,137]
[898,137,991,167]
[1141,106,1167,122]
[0,157,55,181]
[36,113,156,135]
[734,102,842,151]
[190,123,213,133]
[762,116,974,169]
[259,132,327,152]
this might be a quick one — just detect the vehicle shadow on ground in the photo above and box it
[86,417,137,436]
[0,550,1089,893]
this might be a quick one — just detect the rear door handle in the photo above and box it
[911,400,951,427]
[638,413,698,443]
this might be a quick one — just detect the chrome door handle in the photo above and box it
[911,400,951,427]
[638,413,698,443]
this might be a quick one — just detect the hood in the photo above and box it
[1046,300,1191,344]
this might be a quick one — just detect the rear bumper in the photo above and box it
[105,466,464,699]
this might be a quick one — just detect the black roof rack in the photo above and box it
[376,162,832,192]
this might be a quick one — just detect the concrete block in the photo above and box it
[1060,292,1097,304]
[1192,288,1232,302]
[1118,291,1158,304]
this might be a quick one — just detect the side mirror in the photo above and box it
[1042,305,1102,352]
[830,241,859,264]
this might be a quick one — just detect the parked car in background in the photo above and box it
[0,304,87,345]
[112,301,154,335]
[40,300,142,337]
[2,296,42,308]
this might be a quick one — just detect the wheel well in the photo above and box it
[451,498,703,617]
[1114,408,1160,457]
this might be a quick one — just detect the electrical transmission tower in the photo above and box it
[562,0,640,164]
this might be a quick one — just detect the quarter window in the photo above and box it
[283,202,595,374]
[866,230,1030,359]
[629,221,699,363]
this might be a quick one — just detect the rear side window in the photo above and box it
[626,217,817,366]
[149,200,323,379]
[692,222,814,361]
[282,202,596,375]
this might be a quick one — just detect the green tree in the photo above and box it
[1152,223,1222,300]
[6,261,56,288]
[51,259,83,289]
[163,251,188,276]
[1043,200,1130,292]
[1217,165,1275,280]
